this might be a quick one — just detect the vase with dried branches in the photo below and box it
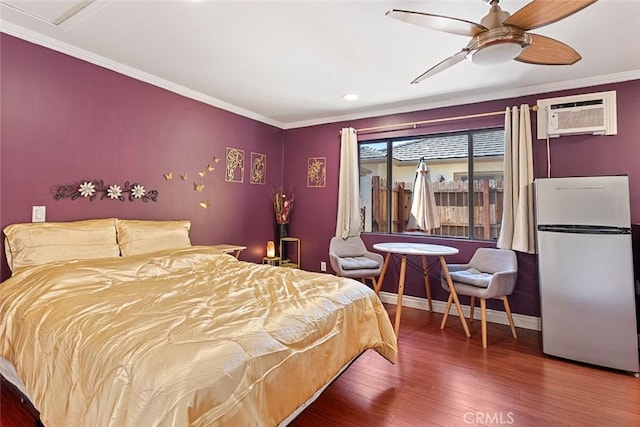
[270,186,294,258]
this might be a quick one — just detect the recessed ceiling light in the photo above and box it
[343,93,359,101]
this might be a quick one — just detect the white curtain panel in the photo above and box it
[336,127,361,238]
[497,105,536,254]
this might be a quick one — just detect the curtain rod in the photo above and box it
[347,105,538,135]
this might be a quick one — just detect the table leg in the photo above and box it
[440,293,453,329]
[420,255,433,312]
[375,252,391,295]
[439,256,471,338]
[394,255,407,336]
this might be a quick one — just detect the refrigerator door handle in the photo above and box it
[537,224,631,234]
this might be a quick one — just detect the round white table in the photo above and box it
[372,242,471,338]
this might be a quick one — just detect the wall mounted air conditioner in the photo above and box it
[536,91,617,139]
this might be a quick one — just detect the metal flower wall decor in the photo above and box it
[55,180,159,202]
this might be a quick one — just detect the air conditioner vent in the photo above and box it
[554,105,604,129]
[537,91,617,139]
[549,99,603,109]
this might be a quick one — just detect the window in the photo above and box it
[358,128,505,240]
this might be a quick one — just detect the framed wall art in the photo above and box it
[225,147,245,183]
[307,157,326,188]
[250,152,266,185]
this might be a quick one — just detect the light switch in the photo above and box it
[32,206,46,222]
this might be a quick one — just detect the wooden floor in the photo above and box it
[291,305,640,427]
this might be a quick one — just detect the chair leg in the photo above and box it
[370,276,378,290]
[502,296,518,339]
[440,292,453,330]
[469,296,476,323]
[480,298,488,348]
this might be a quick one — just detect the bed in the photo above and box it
[0,218,397,426]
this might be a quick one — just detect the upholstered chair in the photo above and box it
[329,236,384,289]
[440,248,518,348]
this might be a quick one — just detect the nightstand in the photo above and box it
[262,256,281,266]
[279,237,300,268]
[211,244,247,258]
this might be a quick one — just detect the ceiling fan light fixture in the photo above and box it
[464,27,530,65]
[467,41,524,65]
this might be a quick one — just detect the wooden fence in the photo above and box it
[369,177,503,240]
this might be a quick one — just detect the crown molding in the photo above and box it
[2,20,637,132]
[283,69,640,130]
[0,21,285,129]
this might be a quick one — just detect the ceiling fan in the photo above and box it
[386,0,597,84]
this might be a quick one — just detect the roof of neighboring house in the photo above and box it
[359,144,386,160]
[360,129,504,162]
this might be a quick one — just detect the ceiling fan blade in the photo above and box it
[412,50,467,84]
[515,34,581,65]
[503,0,597,31]
[386,9,487,37]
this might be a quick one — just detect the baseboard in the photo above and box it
[378,291,541,331]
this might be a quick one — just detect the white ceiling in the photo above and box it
[1,0,639,129]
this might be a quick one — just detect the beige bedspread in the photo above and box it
[0,246,396,426]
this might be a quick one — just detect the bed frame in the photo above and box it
[1,374,43,427]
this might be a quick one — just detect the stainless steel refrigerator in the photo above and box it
[535,175,639,373]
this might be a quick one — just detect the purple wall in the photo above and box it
[2,32,639,318]
[283,79,640,317]
[0,34,284,280]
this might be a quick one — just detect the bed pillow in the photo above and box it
[116,219,192,256]
[3,218,119,273]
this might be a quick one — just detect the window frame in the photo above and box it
[358,127,505,241]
